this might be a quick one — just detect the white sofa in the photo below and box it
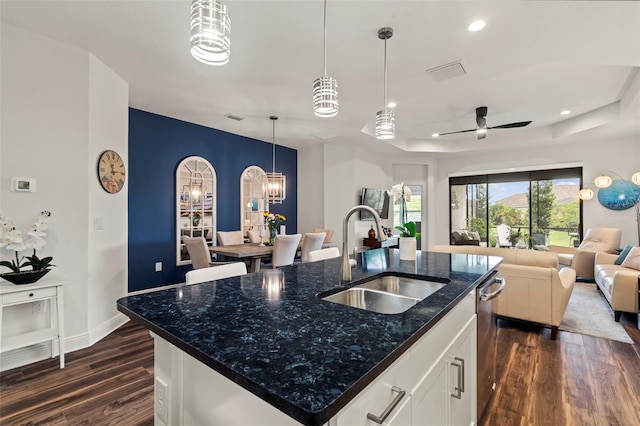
[432,245,576,339]
[594,252,639,321]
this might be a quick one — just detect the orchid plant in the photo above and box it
[389,182,421,238]
[0,211,55,273]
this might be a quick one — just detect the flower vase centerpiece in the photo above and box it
[389,183,420,260]
[263,212,286,246]
[0,211,55,284]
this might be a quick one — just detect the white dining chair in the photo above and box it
[308,247,340,262]
[271,234,302,268]
[247,229,265,244]
[217,231,244,246]
[300,232,326,262]
[185,262,247,285]
[183,236,215,269]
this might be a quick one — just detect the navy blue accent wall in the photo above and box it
[128,109,297,292]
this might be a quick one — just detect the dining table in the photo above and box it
[209,243,274,272]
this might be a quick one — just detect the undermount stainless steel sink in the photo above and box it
[321,276,449,314]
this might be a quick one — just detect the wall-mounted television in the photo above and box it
[360,188,390,220]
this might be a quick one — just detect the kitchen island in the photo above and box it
[117,248,500,425]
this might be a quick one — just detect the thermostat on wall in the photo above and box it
[11,178,36,193]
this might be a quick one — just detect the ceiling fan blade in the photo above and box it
[488,121,532,130]
[438,128,477,136]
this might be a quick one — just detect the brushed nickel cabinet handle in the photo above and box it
[480,277,506,301]
[451,358,463,399]
[366,386,406,424]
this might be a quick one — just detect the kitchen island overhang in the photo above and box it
[117,248,501,425]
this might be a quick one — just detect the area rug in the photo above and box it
[559,283,633,344]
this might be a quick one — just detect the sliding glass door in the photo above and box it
[450,168,582,248]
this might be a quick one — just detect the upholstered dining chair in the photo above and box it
[313,228,335,247]
[299,232,326,262]
[185,262,247,285]
[182,236,215,269]
[247,229,266,244]
[217,230,244,246]
[271,234,302,268]
[308,247,340,262]
[548,227,621,279]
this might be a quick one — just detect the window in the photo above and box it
[450,168,582,248]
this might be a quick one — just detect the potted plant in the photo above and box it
[0,211,55,284]
[263,212,286,246]
[396,221,421,260]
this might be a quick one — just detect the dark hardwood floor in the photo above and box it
[1,314,639,425]
[0,321,154,425]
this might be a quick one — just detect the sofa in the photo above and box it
[548,227,621,280]
[450,230,481,246]
[431,245,576,339]
[594,251,639,321]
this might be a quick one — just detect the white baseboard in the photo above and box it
[0,312,130,372]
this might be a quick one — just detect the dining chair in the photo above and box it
[185,262,247,285]
[271,234,302,268]
[313,228,335,247]
[300,232,326,262]
[182,236,215,269]
[217,230,244,246]
[247,229,265,244]
[308,247,340,262]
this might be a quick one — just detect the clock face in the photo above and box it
[98,150,126,194]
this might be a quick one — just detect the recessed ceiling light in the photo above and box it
[560,110,571,116]
[387,101,397,108]
[468,20,486,32]
[432,133,439,137]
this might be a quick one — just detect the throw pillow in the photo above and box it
[620,246,640,271]
[469,231,481,241]
[452,231,462,241]
[461,230,472,240]
[615,245,634,265]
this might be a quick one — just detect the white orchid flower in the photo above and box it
[26,236,47,250]
[388,182,404,197]
[27,226,48,237]
[403,186,412,202]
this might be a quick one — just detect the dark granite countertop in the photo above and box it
[117,248,500,425]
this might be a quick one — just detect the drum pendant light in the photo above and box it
[312,0,339,117]
[375,27,395,140]
[190,0,231,66]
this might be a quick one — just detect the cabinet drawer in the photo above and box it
[336,352,411,425]
[2,287,56,305]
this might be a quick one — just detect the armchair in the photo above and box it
[548,227,621,279]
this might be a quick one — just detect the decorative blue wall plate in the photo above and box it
[597,179,640,211]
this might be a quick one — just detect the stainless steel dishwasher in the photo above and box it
[477,274,506,418]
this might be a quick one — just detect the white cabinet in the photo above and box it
[412,318,476,426]
[335,289,477,426]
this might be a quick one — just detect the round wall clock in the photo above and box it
[97,150,126,194]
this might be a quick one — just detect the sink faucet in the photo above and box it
[341,205,388,282]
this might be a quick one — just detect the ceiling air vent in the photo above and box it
[426,60,468,82]
[225,114,245,121]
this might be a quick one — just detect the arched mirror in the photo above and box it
[176,156,216,265]
[241,166,267,238]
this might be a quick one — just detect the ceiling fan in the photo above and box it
[438,106,532,140]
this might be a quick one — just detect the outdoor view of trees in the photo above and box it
[451,170,581,248]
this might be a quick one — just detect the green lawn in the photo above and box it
[487,228,576,248]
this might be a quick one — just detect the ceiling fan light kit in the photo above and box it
[313,0,339,117]
[190,0,231,66]
[375,27,395,140]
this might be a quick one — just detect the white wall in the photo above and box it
[297,145,324,234]
[1,24,128,370]
[435,136,640,247]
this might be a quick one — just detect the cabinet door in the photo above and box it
[449,318,476,426]
[411,358,449,426]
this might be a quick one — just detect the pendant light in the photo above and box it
[266,116,286,204]
[375,27,395,139]
[312,0,339,117]
[190,0,231,66]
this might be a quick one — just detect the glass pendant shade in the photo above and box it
[313,76,339,117]
[375,110,395,139]
[594,175,613,188]
[190,0,231,66]
[578,188,594,200]
[632,171,640,185]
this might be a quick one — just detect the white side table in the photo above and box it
[0,273,66,369]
